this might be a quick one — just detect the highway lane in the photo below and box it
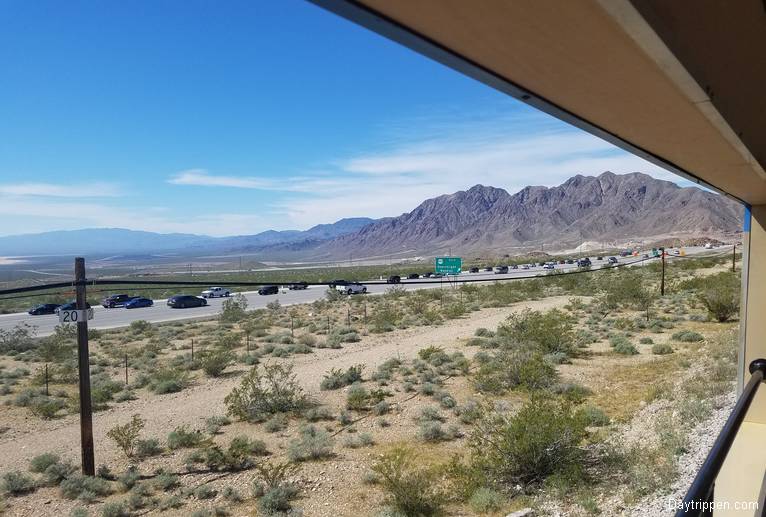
[0,246,727,337]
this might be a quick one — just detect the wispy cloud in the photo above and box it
[0,182,121,197]
[168,169,279,190]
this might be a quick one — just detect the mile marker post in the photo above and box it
[75,257,95,476]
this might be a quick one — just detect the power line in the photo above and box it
[0,255,660,302]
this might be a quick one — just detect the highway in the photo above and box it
[0,246,728,337]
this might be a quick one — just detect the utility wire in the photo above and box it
[0,255,659,301]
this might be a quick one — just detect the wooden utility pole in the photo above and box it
[660,248,666,296]
[732,244,737,272]
[75,257,95,476]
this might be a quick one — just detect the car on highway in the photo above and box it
[608,256,619,264]
[521,264,530,270]
[125,297,153,309]
[423,272,434,278]
[328,280,349,288]
[28,303,60,315]
[167,295,207,308]
[596,256,603,260]
[495,266,509,274]
[577,258,592,267]
[102,294,134,308]
[559,260,566,264]
[337,282,367,295]
[288,282,308,290]
[55,301,91,314]
[511,264,519,269]
[543,263,555,270]
[469,267,479,273]
[483,266,493,272]
[407,273,420,279]
[201,287,230,298]
[566,259,574,264]
[387,275,401,284]
[258,285,279,295]
[672,249,681,256]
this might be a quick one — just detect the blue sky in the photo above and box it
[0,0,683,237]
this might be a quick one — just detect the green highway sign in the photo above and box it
[435,256,462,275]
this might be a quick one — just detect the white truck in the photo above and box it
[201,286,231,298]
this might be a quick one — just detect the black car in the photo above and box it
[328,280,349,288]
[484,266,493,272]
[55,301,91,314]
[166,295,207,308]
[102,293,134,308]
[511,264,519,269]
[288,282,308,290]
[423,272,434,278]
[407,273,420,279]
[258,285,279,295]
[577,258,592,267]
[495,266,509,274]
[596,256,603,260]
[387,275,401,284]
[566,259,574,264]
[469,267,479,273]
[28,303,60,315]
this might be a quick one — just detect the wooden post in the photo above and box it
[75,257,95,476]
[660,248,666,296]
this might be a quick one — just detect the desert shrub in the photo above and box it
[698,272,740,322]
[153,471,179,492]
[303,406,334,422]
[60,474,111,500]
[117,467,140,490]
[577,405,610,427]
[417,422,460,442]
[264,413,288,433]
[343,433,375,449]
[30,452,61,473]
[258,484,299,515]
[194,485,217,499]
[639,337,654,344]
[468,487,505,514]
[472,348,556,393]
[497,309,575,357]
[672,330,704,342]
[346,384,371,410]
[470,395,587,486]
[225,363,310,422]
[198,348,235,377]
[220,294,248,323]
[42,460,77,486]
[101,501,130,517]
[373,400,391,416]
[474,328,495,338]
[29,395,67,419]
[147,368,190,394]
[204,415,231,435]
[320,365,364,390]
[287,425,334,462]
[0,324,36,355]
[372,446,446,517]
[167,425,207,450]
[455,399,482,425]
[136,438,163,458]
[614,341,639,355]
[192,436,269,472]
[107,414,145,458]
[1,471,35,496]
[652,343,674,355]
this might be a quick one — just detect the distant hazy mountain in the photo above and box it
[218,218,374,251]
[0,228,215,256]
[0,218,375,257]
[303,171,742,258]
